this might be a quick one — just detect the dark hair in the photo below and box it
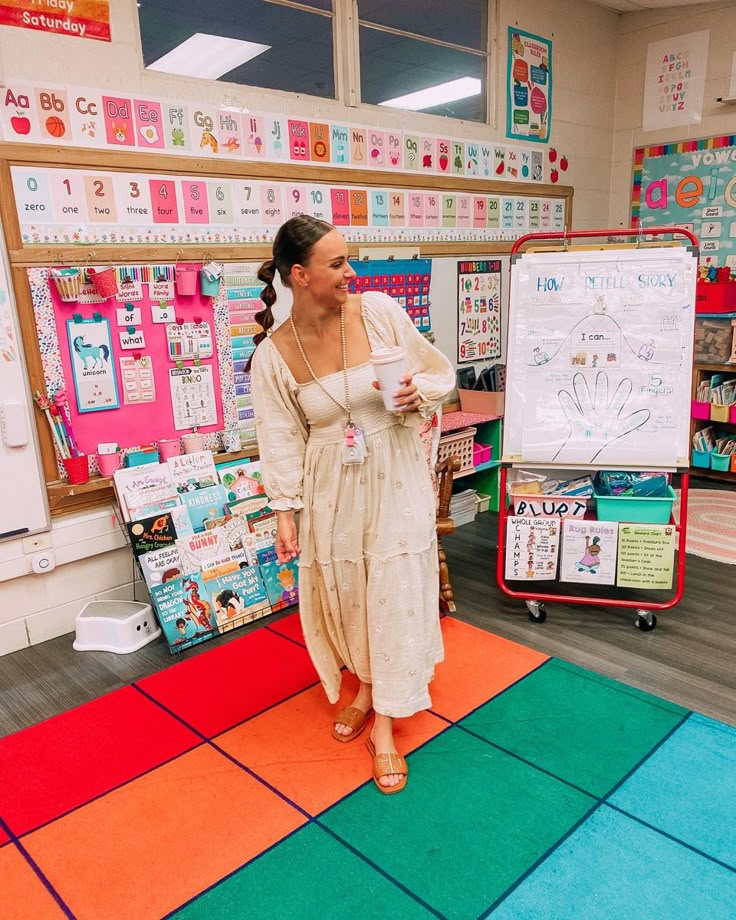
[246,215,334,371]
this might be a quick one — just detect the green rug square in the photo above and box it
[171,823,435,919]
[461,659,688,798]
[321,727,595,920]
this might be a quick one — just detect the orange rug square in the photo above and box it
[431,617,549,722]
[217,673,447,815]
[0,845,66,920]
[23,745,306,920]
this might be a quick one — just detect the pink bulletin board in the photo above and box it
[29,264,231,468]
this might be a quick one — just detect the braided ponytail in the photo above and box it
[245,215,334,372]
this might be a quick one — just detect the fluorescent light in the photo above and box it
[147,33,270,80]
[379,77,481,111]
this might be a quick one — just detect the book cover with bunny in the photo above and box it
[560,519,619,585]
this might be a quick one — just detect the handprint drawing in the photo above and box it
[553,372,650,464]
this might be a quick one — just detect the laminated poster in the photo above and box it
[617,524,676,590]
[507,28,552,143]
[505,516,560,581]
[66,316,119,413]
[560,519,618,585]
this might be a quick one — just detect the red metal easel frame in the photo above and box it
[496,227,697,616]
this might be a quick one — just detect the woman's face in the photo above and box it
[295,229,356,305]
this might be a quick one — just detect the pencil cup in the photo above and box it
[176,267,197,296]
[63,454,89,485]
[182,433,204,454]
[96,452,122,477]
[158,438,181,460]
[370,346,407,412]
[87,267,118,300]
[200,269,221,296]
[51,268,81,302]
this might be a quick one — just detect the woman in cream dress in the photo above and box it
[250,216,454,792]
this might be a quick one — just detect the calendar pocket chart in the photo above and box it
[349,259,433,331]
[12,165,567,246]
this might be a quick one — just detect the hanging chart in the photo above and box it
[502,246,697,468]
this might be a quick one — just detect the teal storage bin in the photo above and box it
[711,452,732,471]
[691,448,712,468]
[595,485,676,524]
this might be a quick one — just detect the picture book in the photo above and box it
[227,493,271,518]
[113,464,177,521]
[139,545,185,590]
[504,516,560,580]
[201,548,249,581]
[218,514,253,551]
[180,485,229,532]
[260,559,300,611]
[248,512,277,539]
[560,519,618,585]
[150,573,217,651]
[167,450,218,493]
[176,527,230,573]
[127,512,178,557]
[127,495,181,522]
[217,459,266,502]
[207,566,270,634]
[241,529,277,566]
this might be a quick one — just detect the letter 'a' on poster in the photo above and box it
[502,246,697,469]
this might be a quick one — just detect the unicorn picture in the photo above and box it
[73,336,109,370]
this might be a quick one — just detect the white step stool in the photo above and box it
[73,600,161,654]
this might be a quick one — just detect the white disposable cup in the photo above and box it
[370,346,407,412]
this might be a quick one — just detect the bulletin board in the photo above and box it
[30,263,233,472]
[502,245,698,469]
[0,140,572,515]
[632,133,736,267]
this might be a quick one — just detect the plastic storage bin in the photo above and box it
[73,600,161,654]
[711,452,733,471]
[594,486,676,524]
[475,492,491,513]
[710,403,731,423]
[473,442,492,465]
[691,400,710,419]
[695,281,736,313]
[437,427,477,474]
[691,448,712,469]
[694,316,736,364]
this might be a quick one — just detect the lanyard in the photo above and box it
[289,306,354,426]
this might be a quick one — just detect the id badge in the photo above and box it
[343,424,366,465]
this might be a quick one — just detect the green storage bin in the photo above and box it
[711,452,732,471]
[595,485,676,524]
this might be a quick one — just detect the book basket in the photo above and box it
[437,426,477,475]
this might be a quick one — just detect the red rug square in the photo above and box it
[0,828,9,847]
[268,611,305,645]
[0,686,201,837]
[137,628,318,737]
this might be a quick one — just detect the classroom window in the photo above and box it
[138,0,336,100]
[358,0,488,122]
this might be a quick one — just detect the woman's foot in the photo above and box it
[368,714,406,790]
[333,682,373,740]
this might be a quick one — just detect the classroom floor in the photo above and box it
[1,612,735,920]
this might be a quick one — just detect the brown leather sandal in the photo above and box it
[332,706,373,743]
[365,736,408,794]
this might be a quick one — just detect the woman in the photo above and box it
[249,215,454,793]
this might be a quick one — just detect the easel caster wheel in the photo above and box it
[635,612,657,632]
[526,601,547,623]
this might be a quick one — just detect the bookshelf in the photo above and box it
[690,362,736,482]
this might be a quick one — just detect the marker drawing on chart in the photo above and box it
[553,372,651,464]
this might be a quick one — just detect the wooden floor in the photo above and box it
[1,505,735,738]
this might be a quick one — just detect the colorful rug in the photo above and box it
[675,488,736,565]
[0,615,735,919]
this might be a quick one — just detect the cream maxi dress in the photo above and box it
[251,292,455,717]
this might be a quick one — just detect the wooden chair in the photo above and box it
[436,455,461,612]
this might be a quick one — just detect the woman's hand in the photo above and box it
[372,375,422,412]
[275,511,300,563]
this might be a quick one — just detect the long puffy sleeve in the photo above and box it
[362,291,455,425]
[250,339,308,511]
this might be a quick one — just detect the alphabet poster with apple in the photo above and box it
[507,28,552,143]
[632,133,736,268]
